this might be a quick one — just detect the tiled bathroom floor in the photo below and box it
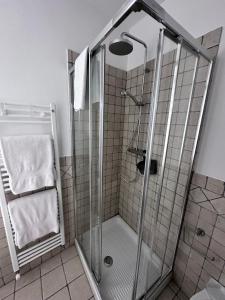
[0,245,94,300]
[0,244,188,300]
[156,281,189,300]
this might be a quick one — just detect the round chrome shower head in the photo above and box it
[109,38,133,56]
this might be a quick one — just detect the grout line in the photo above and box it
[14,266,41,294]
[14,278,42,300]
[40,268,44,300]
[13,247,77,299]
[45,285,70,300]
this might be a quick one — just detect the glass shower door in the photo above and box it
[89,45,105,282]
[133,27,213,299]
[134,30,183,298]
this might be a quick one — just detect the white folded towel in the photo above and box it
[91,55,100,104]
[8,188,59,249]
[0,134,54,194]
[74,47,89,111]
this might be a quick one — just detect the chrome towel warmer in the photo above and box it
[0,102,65,280]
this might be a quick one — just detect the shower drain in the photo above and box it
[104,256,113,267]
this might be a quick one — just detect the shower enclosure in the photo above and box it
[71,0,213,299]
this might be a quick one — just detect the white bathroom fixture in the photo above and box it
[0,102,65,280]
[191,278,225,300]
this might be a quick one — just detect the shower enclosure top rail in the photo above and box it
[89,0,212,62]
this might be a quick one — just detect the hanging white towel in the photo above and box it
[8,188,59,249]
[0,134,54,195]
[91,54,100,104]
[74,47,89,111]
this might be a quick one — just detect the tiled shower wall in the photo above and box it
[170,29,225,299]
[119,45,189,272]
[119,60,153,230]
[174,173,225,298]
[118,27,222,279]
[74,60,127,240]
[103,65,127,220]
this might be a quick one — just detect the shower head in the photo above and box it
[109,37,133,56]
[109,32,147,56]
[121,90,144,106]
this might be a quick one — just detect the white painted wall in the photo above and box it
[0,0,124,156]
[162,0,225,181]
[126,13,160,70]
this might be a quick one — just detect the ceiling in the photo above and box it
[85,0,126,20]
[84,0,166,24]
[83,0,168,71]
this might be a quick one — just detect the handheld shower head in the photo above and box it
[121,90,144,106]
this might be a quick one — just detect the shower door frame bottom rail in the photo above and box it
[75,239,102,300]
[143,271,172,300]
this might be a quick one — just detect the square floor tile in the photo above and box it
[69,274,92,300]
[61,246,77,263]
[16,267,40,291]
[4,294,14,300]
[48,287,70,300]
[41,254,61,276]
[63,256,84,283]
[15,279,42,300]
[176,290,189,300]
[0,280,15,299]
[157,286,175,300]
[169,280,179,294]
[42,265,66,299]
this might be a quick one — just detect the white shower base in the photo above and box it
[99,216,161,300]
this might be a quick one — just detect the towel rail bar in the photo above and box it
[18,240,62,267]
[18,237,61,263]
[18,234,61,258]
[0,102,65,280]
[0,120,51,124]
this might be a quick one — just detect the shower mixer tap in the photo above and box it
[109,32,147,169]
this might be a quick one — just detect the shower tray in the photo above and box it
[82,216,162,300]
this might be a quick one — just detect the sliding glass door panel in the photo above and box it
[89,46,105,283]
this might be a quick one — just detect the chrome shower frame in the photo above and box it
[73,0,214,299]
[90,0,212,60]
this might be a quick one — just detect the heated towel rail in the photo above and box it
[0,102,65,280]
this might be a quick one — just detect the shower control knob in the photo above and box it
[196,227,205,237]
